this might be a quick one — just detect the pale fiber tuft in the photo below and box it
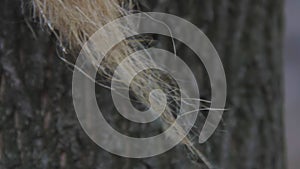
[32,0,212,168]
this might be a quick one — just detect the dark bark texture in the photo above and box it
[0,0,285,169]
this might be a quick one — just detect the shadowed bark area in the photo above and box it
[0,0,285,169]
[147,0,286,168]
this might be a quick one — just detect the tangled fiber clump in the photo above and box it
[32,0,212,168]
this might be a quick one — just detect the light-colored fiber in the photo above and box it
[32,0,212,168]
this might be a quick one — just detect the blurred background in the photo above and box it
[284,0,300,169]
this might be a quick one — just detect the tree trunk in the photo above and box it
[0,0,285,169]
[147,0,286,168]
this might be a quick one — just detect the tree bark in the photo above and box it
[0,0,285,169]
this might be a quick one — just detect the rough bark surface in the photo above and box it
[0,0,285,169]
